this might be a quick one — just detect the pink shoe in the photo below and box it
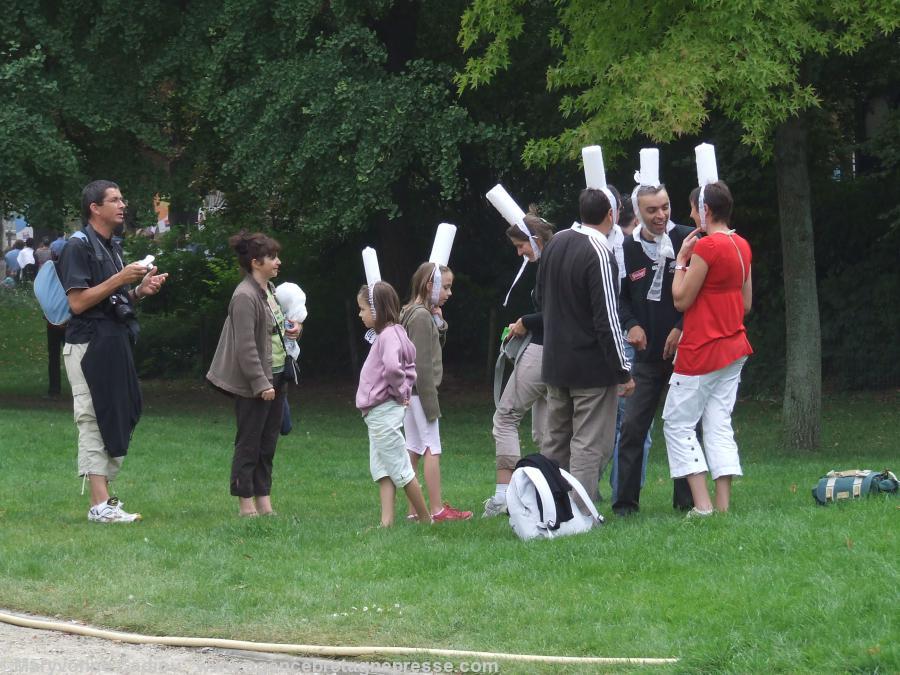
[432,502,473,522]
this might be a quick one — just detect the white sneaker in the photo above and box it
[88,497,142,523]
[482,495,508,518]
[685,507,714,519]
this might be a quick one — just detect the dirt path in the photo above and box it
[0,612,400,674]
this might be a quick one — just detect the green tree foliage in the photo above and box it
[166,0,488,240]
[0,41,78,217]
[458,0,898,163]
[0,0,184,226]
[458,0,899,450]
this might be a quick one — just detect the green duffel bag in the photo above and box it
[812,469,899,505]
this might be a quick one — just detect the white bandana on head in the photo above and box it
[631,148,674,301]
[361,247,381,344]
[428,223,456,324]
[486,184,539,307]
[695,143,719,233]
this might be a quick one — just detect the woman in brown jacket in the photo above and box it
[207,232,300,517]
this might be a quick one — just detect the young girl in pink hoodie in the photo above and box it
[356,282,431,526]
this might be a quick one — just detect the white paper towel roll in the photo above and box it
[362,247,381,287]
[486,185,526,228]
[638,148,660,186]
[429,223,457,266]
[695,143,718,186]
[582,146,607,190]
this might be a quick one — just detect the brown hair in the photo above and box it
[506,210,555,246]
[228,231,281,273]
[690,181,733,225]
[405,261,451,310]
[358,281,401,332]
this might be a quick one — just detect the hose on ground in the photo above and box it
[0,610,678,666]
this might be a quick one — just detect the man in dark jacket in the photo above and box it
[613,184,694,515]
[536,188,634,503]
[59,180,167,523]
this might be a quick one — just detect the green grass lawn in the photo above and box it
[0,289,897,673]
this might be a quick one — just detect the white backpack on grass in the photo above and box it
[506,465,603,541]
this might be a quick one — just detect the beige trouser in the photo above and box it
[542,384,618,503]
[63,342,123,480]
[492,343,548,471]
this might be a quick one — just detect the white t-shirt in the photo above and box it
[17,247,35,268]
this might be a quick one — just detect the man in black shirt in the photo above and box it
[59,180,167,523]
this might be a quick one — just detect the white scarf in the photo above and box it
[363,284,377,344]
[429,263,445,326]
[632,221,676,302]
[503,220,543,307]
[608,224,625,282]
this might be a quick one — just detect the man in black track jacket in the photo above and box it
[536,188,634,503]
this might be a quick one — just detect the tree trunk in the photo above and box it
[774,115,822,450]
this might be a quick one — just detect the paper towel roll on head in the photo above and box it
[429,223,456,266]
[695,143,719,186]
[582,146,607,190]
[362,247,381,287]
[635,148,660,187]
[486,185,526,228]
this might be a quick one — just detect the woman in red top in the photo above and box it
[663,181,752,516]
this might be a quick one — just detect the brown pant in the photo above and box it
[231,375,285,498]
[542,384,618,503]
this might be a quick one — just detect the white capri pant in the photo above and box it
[403,395,442,455]
[663,356,747,480]
[365,400,416,487]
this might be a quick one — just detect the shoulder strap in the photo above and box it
[519,466,558,528]
[726,234,747,284]
[509,332,532,367]
[493,333,532,407]
[559,468,600,521]
[493,350,507,407]
[80,226,126,292]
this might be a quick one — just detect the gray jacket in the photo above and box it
[207,276,274,397]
